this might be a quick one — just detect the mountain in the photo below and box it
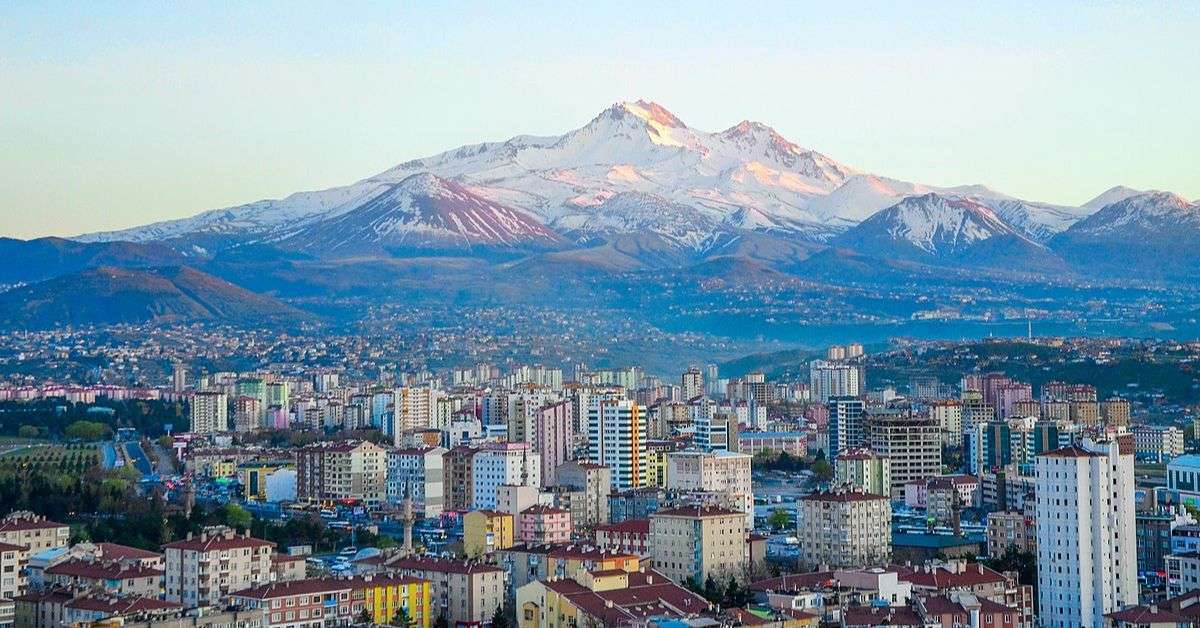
[0,266,312,328]
[832,193,1042,262]
[971,197,1089,243]
[0,237,188,285]
[1051,191,1200,277]
[275,173,563,256]
[79,100,865,246]
[1081,185,1145,212]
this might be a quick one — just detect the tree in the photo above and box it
[810,458,833,480]
[984,546,1038,604]
[17,425,39,439]
[490,605,509,628]
[65,420,112,442]
[433,613,449,628]
[767,508,791,530]
[392,607,414,628]
[222,503,253,530]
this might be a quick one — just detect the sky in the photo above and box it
[1,1,1198,239]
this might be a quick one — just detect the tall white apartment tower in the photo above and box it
[809,360,862,403]
[1035,436,1136,628]
[587,397,648,490]
[681,367,704,401]
[190,391,228,434]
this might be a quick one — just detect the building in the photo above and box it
[609,487,664,524]
[296,440,387,508]
[442,446,478,512]
[986,510,1035,557]
[391,386,438,442]
[386,446,446,518]
[867,409,942,499]
[532,401,573,486]
[462,510,515,559]
[930,401,963,446]
[515,566,711,628]
[43,559,163,597]
[239,463,295,503]
[650,505,747,586]
[737,431,807,457]
[552,461,611,530]
[0,512,69,554]
[810,361,862,403]
[161,527,274,609]
[586,398,648,490]
[0,542,26,604]
[796,486,891,570]
[472,442,541,510]
[897,560,1034,628]
[827,396,866,456]
[190,391,228,435]
[835,448,891,497]
[228,578,356,628]
[384,556,505,626]
[518,506,571,544]
[594,520,650,556]
[682,367,704,401]
[1166,552,1200,597]
[1133,425,1186,463]
[665,449,754,526]
[1035,438,1136,627]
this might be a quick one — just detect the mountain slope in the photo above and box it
[1051,191,1200,278]
[0,266,312,328]
[275,173,563,256]
[833,194,1034,260]
[0,237,188,284]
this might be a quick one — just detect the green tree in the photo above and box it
[222,503,253,530]
[65,420,112,441]
[393,606,414,628]
[17,425,39,439]
[767,508,791,530]
[490,605,509,628]
[811,458,833,480]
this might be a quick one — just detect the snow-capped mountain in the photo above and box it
[1051,191,1200,277]
[78,99,1103,260]
[1061,191,1200,236]
[832,193,1041,262]
[276,173,563,254]
[1081,185,1145,212]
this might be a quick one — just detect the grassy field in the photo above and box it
[0,442,100,474]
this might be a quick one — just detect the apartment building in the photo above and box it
[867,409,942,499]
[162,527,274,609]
[386,446,446,518]
[552,461,611,530]
[384,556,505,626]
[835,447,892,497]
[1035,438,1136,627]
[296,440,387,508]
[650,505,747,586]
[797,485,891,570]
[442,446,478,512]
[586,397,648,491]
[462,510,515,559]
[190,391,229,435]
[472,442,540,510]
[665,449,754,526]
[0,512,70,554]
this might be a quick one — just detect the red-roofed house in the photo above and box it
[594,519,650,555]
[517,568,711,628]
[161,526,274,609]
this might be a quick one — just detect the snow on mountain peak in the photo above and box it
[1081,185,1146,212]
[836,192,1029,257]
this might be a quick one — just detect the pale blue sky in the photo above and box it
[1,1,1197,238]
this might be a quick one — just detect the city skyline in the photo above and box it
[2,1,1198,238]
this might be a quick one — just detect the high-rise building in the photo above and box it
[930,400,963,446]
[1035,437,1136,627]
[810,360,863,403]
[694,411,738,453]
[190,391,228,435]
[471,442,540,510]
[296,440,388,507]
[835,447,892,497]
[666,450,754,526]
[392,386,439,443]
[681,367,704,401]
[532,400,573,486]
[796,485,891,570]
[827,396,866,456]
[442,446,478,512]
[387,446,447,518]
[587,398,648,490]
[171,362,187,393]
[650,505,747,585]
[867,408,942,499]
[555,460,611,529]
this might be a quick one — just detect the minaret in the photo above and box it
[402,483,414,555]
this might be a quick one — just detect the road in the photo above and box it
[146,439,178,476]
[123,441,153,475]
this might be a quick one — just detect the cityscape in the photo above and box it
[2,3,1199,628]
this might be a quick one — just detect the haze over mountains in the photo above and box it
[4,100,1198,327]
